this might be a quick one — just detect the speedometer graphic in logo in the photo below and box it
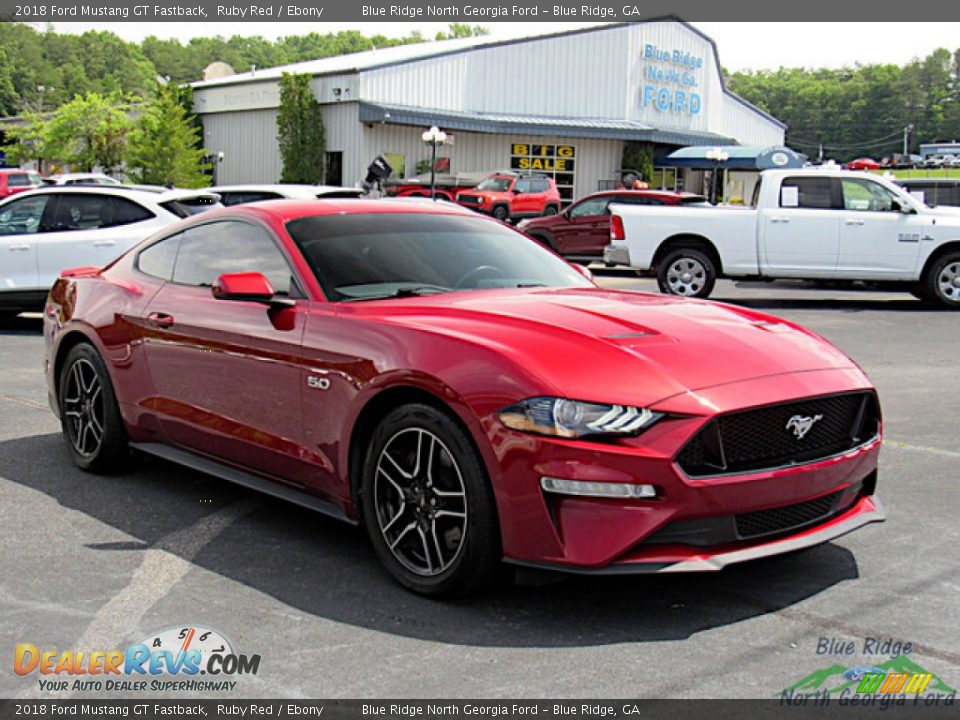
[139,626,233,667]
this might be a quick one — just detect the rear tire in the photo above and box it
[543,205,559,216]
[923,252,960,308]
[657,248,717,299]
[58,343,129,472]
[361,403,502,597]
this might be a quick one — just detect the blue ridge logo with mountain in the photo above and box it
[782,655,956,697]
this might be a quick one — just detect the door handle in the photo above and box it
[147,312,174,328]
[8,244,31,251]
[93,240,116,247]
[845,219,865,226]
[769,216,790,223]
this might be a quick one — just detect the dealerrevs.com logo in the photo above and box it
[14,626,260,693]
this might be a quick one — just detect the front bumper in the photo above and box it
[603,242,631,266]
[486,369,884,573]
[508,494,884,574]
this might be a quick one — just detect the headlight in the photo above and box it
[498,397,663,438]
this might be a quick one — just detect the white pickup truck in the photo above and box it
[603,168,960,307]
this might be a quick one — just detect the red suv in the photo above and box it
[456,172,561,221]
[518,189,706,261]
[0,169,43,199]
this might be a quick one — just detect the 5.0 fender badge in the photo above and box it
[307,376,331,390]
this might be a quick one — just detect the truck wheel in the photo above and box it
[492,205,509,221]
[924,251,960,307]
[657,249,717,299]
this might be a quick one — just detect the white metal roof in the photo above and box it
[190,32,539,89]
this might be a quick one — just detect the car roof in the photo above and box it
[210,184,363,197]
[0,168,31,174]
[191,197,481,225]
[586,189,701,198]
[1,184,220,205]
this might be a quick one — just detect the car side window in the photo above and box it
[137,234,182,281]
[219,191,283,207]
[0,195,49,236]
[47,193,120,231]
[109,197,155,226]
[514,179,532,194]
[532,179,549,193]
[841,178,901,212]
[569,197,609,218]
[781,177,834,210]
[172,220,294,294]
[617,196,660,206]
[6,173,32,187]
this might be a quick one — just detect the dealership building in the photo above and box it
[192,18,788,202]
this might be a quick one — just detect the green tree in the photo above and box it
[4,93,131,172]
[41,92,132,173]
[127,83,210,188]
[276,73,325,184]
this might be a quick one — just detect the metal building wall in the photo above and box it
[337,108,624,198]
[202,109,281,184]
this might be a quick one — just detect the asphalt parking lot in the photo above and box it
[1,277,958,700]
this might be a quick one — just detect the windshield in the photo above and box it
[476,177,513,192]
[286,212,593,302]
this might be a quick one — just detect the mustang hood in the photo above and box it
[357,288,860,407]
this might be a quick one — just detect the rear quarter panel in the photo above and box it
[45,271,162,438]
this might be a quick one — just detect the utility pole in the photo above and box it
[903,124,914,156]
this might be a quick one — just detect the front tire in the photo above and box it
[59,343,129,472]
[657,248,717,299]
[361,404,502,596]
[491,205,509,222]
[923,252,960,307]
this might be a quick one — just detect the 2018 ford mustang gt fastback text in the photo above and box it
[43,199,884,596]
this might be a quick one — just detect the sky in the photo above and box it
[37,21,960,71]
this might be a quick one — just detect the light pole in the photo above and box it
[213,151,224,186]
[705,147,729,205]
[420,126,447,200]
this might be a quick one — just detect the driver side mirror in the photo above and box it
[212,272,277,303]
[891,199,915,214]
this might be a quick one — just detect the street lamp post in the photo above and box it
[421,126,447,200]
[705,147,729,205]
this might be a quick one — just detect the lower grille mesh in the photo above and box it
[735,491,841,539]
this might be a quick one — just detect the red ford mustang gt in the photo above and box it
[43,199,884,596]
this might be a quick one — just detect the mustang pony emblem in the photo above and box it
[786,414,823,440]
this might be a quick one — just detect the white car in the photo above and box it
[209,183,364,206]
[43,173,122,186]
[604,168,960,307]
[0,185,220,317]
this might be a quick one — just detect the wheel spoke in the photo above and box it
[389,522,417,550]
[382,449,413,479]
[434,509,466,519]
[430,520,446,568]
[380,501,407,534]
[417,526,433,572]
[377,465,407,499]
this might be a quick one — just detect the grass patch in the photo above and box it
[871,168,960,179]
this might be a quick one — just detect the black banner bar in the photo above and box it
[0,0,958,22]
[1,699,960,720]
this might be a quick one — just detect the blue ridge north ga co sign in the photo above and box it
[640,43,704,116]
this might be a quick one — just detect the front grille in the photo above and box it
[458,195,481,204]
[677,392,880,477]
[735,491,842,539]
